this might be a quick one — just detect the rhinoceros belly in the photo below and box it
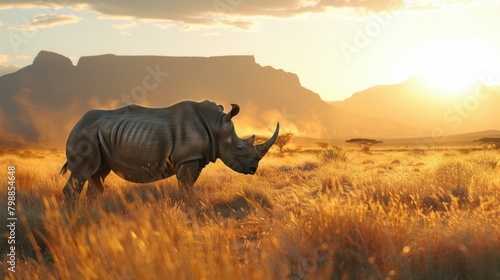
[111,162,174,183]
[99,118,175,183]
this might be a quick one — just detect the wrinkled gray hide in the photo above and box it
[61,100,279,209]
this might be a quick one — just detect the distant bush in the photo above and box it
[458,148,473,154]
[317,147,349,162]
[299,161,319,171]
[315,142,329,149]
[408,148,426,155]
[474,156,499,169]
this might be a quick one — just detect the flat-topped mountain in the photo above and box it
[0,51,432,147]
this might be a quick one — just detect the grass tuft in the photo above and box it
[317,147,349,162]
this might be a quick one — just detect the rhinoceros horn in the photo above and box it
[255,123,280,158]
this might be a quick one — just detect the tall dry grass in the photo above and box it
[1,148,499,279]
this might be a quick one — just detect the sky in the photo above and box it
[0,0,500,101]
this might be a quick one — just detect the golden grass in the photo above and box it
[1,148,499,279]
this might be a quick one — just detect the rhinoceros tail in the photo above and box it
[60,162,68,175]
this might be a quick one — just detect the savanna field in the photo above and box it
[1,146,499,279]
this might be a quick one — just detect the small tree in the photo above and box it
[346,138,383,153]
[275,132,294,157]
[475,137,500,149]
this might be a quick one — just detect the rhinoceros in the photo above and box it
[60,100,279,208]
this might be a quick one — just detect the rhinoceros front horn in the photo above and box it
[255,123,280,158]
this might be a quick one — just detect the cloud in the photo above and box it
[0,2,57,10]
[0,20,3,27]
[15,54,31,60]
[74,0,397,28]
[9,14,80,30]
[112,21,136,35]
[0,55,21,76]
[0,1,494,29]
[0,54,8,64]
[204,31,221,37]
[0,1,402,29]
[149,21,178,30]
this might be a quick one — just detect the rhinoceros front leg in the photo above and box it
[176,161,203,208]
[176,161,201,192]
[63,173,86,210]
[86,165,111,200]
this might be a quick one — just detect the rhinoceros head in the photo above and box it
[218,104,279,175]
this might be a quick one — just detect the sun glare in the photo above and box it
[420,63,478,95]
[409,37,491,98]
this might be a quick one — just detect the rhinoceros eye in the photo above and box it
[235,146,245,155]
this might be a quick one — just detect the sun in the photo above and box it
[420,62,478,95]
[409,37,488,98]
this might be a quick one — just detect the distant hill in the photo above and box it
[291,130,500,149]
[330,76,500,135]
[381,129,500,147]
[0,51,420,148]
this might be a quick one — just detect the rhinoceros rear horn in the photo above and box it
[223,104,240,122]
[255,123,280,158]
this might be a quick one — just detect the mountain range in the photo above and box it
[0,51,417,148]
[330,76,500,136]
[0,50,498,148]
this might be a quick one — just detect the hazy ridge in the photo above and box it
[331,76,500,136]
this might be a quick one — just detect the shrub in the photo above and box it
[409,148,426,155]
[317,147,349,162]
[434,160,474,206]
[474,156,499,169]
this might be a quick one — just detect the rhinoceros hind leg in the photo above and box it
[63,173,86,210]
[86,165,111,200]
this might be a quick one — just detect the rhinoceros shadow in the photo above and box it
[212,191,272,220]
[92,183,272,221]
[91,182,180,214]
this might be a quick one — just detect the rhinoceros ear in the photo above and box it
[244,135,255,146]
[223,104,240,123]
